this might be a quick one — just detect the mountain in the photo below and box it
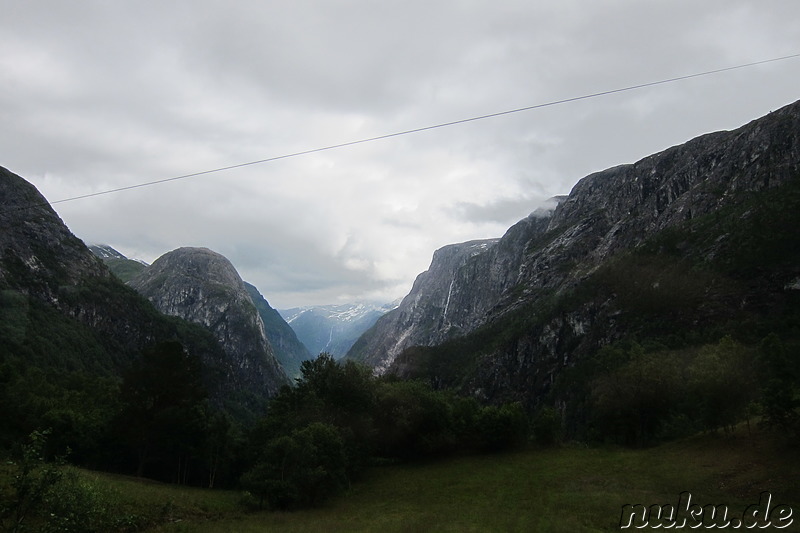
[91,245,309,382]
[89,244,148,282]
[346,206,557,372]
[0,165,227,371]
[0,165,241,448]
[280,302,397,359]
[129,247,290,399]
[244,282,312,379]
[88,243,128,260]
[347,99,800,413]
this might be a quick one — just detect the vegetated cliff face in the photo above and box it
[0,166,226,375]
[244,282,311,380]
[129,247,289,398]
[89,243,305,386]
[349,99,800,398]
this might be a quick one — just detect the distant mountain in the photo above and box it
[89,244,148,282]
[129,247,290,400]
[244,282,312,379]
[346,239,504,373]
[280,302,397,359]
[88,243,128,259]
[347,98,800,416]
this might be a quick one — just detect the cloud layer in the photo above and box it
[2,0,799,307]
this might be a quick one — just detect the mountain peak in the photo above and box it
[88,244,128,260]
[130,247,289,399]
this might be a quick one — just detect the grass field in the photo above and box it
[6,425,795,532]
[96,425,797,532]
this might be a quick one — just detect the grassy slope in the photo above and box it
[109,425,798,532]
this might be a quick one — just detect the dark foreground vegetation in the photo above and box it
[2,330,799,532]
[1,423,797,532]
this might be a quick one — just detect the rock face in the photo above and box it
[348,99,800,389]
[347,207,557,372]
[0,166,108,299]
[0,166,226,376]
[244,282,311,380]
[90,244,307,385]
[129,247,289,398]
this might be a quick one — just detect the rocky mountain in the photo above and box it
[280,301,397,359]
[0,165,227,377]
[245,282,311,379]
[129,247,290,399]
[90,244,310,382]
[349,202,564,372]
[347,99,800,410]
[347,205,558,372]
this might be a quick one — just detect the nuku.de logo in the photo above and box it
[619,491,793,529]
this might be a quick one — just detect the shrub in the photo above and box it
[474,403,529,452]
[241,423,348,510]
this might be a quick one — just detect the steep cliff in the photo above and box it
[347,204,559,372]
[245,282,311,380]
[0,165,226,375]
[0,166,108,299]
[348,99,800,410]
[129,247,289,399]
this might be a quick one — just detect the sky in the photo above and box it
[2,1,799,308]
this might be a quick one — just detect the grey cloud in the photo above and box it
[2,0,799,307]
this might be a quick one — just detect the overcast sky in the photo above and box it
[2,1,799,308]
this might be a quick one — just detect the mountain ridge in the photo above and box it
[347,98,800,408]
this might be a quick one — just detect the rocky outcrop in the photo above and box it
[129,247,289,398]
[349,99,800,382]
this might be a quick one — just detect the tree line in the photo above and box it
[1,331,797,522]
[1,345,535,516]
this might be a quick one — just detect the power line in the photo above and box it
[13,52,800,211]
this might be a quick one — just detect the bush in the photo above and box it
[532,406,562,446]
[373,381,457,459]
[474,403,529,452]
[0,431,131,533]
[241,423,348,510]
[40,470,123,533]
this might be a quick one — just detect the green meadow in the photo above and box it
[34,424,793,533]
